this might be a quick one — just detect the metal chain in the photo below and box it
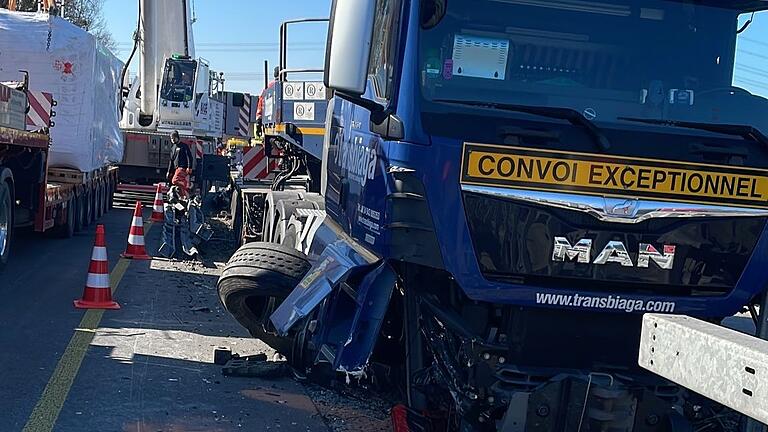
[46,22,52,52]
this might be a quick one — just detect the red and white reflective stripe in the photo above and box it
[127,233,145,246]
[128,212,146,246]
[86,272,110,289]
[242,145,269,180]
[239,95,251,137]
[26,91,53,130]
[153,196,163,213]
[91,245,107,261]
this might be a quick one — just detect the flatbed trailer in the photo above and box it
[0,125,118,269]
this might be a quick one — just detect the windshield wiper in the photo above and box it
[433,98,611,151]
[619,117,768,150]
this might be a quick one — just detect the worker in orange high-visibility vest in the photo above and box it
[166,130,193,196]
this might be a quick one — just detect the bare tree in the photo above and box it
[61,0,116,51]
[1,0,116,51]
[0,0,37,9]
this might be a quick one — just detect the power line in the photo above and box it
[742,37,768,48]
[737,63,768,78]
[115,41,324,47]
[741,49,768,61]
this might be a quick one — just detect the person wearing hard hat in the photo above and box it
[166,130,193,196]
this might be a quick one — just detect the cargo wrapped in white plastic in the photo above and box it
[0,10,124,172]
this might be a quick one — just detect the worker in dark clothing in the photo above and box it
[167,130,193,196]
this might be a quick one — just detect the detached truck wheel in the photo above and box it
[0,176,14,270]
[217,242,311,354]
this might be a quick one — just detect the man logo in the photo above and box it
[552,237,676,269]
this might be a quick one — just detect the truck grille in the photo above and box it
[463,192,766,297]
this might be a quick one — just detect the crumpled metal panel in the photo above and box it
[157,198,212,259]
[158,209,177,258]
[270,240,375,335]
[639,314,768,424]
[330,261,396,372]
[179,215,198,257]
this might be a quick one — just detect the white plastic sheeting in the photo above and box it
[0,10,124,172]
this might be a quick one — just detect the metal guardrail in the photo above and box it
[639,313,768,428]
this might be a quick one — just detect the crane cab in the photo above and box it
[156,55,215,137]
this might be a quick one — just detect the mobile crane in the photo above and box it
[219,2,768,431]
[118,0,223,186]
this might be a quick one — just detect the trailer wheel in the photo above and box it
[217,242,311,353]
[100,182,107,216]
[94,184,101,220]
[82,190,92,227]
[54,197,76,238]
[87,187,96,225]
[0,176,14,269]
[101,181,108,215]
[95,183,104,220]
[73,192,83,232]
[107,176,115,210]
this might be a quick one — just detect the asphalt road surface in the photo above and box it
[0,203,332,432]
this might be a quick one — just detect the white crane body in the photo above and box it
[121,0,221,139]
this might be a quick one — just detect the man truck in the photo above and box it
[218,1,768,430]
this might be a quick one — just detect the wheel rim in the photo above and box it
[0,184,10,258]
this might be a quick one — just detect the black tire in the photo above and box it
[73,192,83,233]
[88,187,96,224]
[101,181,108,215]
[95,183,103,219]
[0,178,14,270]
[54,197,75,238]
[217,242,311,353]
[232,191,244,247]
[82,190,92,227]
[107,177,115,210]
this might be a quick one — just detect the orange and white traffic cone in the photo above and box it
[150,184,164,222]
[74,224,120,310]
[121,201,151,260]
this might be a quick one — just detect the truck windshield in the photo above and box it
[419,0,768,136]
[160,59,197,103]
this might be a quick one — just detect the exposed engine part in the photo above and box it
[270,140,305,192]
[408,279,732,432]
[157,186,212,259]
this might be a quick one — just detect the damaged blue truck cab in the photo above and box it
[262,0,768,429]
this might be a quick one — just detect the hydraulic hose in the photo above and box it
[118,0,142,116]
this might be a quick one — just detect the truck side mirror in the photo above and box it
[324,0,376,95]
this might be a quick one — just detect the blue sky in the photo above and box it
[103,0,331,94]
[735,12,768,97]
[102,2,768,97]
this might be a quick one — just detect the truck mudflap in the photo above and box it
[270,239,397,372]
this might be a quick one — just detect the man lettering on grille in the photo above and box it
[166,130,193,196]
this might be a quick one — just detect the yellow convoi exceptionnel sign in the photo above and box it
[461,143,768,209]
